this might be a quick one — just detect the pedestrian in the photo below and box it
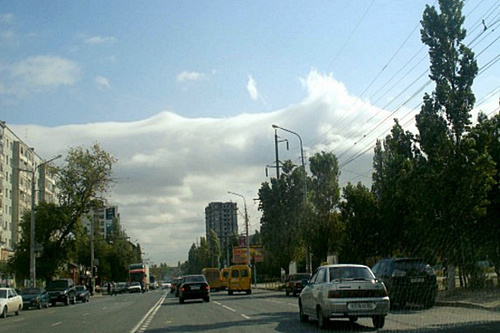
[107,281,111,295]
[112,282,117,296]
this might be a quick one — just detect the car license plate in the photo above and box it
[348,302,376,310]
[191,285,200,290]
[411,278,424,283]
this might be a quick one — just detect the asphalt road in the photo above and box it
[2,288,500,332]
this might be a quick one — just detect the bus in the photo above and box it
[202,268,221,291]
[129,263,150,292]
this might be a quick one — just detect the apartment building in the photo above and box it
[205,202,238,267]
[81,206,120,240]
[0,121,58,261]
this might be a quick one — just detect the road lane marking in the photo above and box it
[51,322,62,326]
[130,292,168,333]
[222,305,236,312]
[241,314,251,320]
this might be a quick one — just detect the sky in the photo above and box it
[1,1,499,266]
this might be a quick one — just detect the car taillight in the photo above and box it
[181,287,186,292]
[205,285,209,290]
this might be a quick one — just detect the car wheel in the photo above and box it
[179,297,184,304]
[1,306,6,318]
[317,306,328,329]
[204,296,210,302]
[65,297,69,306]
[299,301,308,323]
[15,305,21,316]
[372,315,385,329]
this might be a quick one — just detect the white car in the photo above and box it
[0,287,23,318]
[299,264,390,329]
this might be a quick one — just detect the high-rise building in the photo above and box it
[205,202,238,267]
[81,206,120,240]
[0,121,58,261]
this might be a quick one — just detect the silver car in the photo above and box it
[299,264,390,329]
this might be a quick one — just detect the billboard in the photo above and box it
[232,245,264,264]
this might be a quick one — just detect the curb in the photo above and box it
[436,300,500,312]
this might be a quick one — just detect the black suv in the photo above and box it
[46,278,77,306]
[372,258,437,308]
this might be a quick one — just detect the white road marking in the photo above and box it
[51,322,62,326]
[222,305,236,312]
[130,292,168,333]
[241,314,251,320]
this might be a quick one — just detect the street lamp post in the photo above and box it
[227,191,250,267]
[271,125,311,273]
[29,154,62,287]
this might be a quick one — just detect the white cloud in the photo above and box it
[247,75,258,100]
[176,71,206,82]
[95,75,110,89]
[85,36,117,45]
[10,55,80,88]
[11,69,391,266]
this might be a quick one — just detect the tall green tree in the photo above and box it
[258,160,305,276]
[306,151,342,266]
[8,143,117,283]
[340,182,379,264]
[372,120,421,257]
[417,0,494,289]
[209,228,221,268]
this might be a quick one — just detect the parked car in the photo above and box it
[299,264,389,329]
[128,282,142,293]
[20,287,50,309]
[46,279,77,306]
[285,273,311,296]
[371,258,438,308]
[0,287,23,318]
[178,274,210,304]
[75,285,90,303]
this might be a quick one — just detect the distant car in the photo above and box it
[20,287,50,309]
[115,282,129,294]
[178,275,210,304]
[161,281,171,289]
[170,278,180,294]
[75,285,90,303]
[175,277,185,297]
[128,282,142,293]
[0,287,23,318]
[371,258,438,308]
[46,279,77,306]
[299,264,389,329]
[285,273,311,296]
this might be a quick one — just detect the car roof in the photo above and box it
[319,264,369,268]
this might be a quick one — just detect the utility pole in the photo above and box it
[274,127,280,179]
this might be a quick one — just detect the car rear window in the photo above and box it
[330,267,374,281]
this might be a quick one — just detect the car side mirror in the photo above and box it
[301,279,309,287]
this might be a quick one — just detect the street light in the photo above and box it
[271,124,310,272]
[227,191,250,267]
[29,154,62,287]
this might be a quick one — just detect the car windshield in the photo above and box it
[330,267,374,281]
[48,281,68,288]
[184,276,206,283]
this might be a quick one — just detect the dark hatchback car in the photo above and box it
[178,275,210,304]
[20,287,50,309]
[372,258,438,308]
[46,278,77,306]
[75,285,90,303]
[285,273,311,296]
